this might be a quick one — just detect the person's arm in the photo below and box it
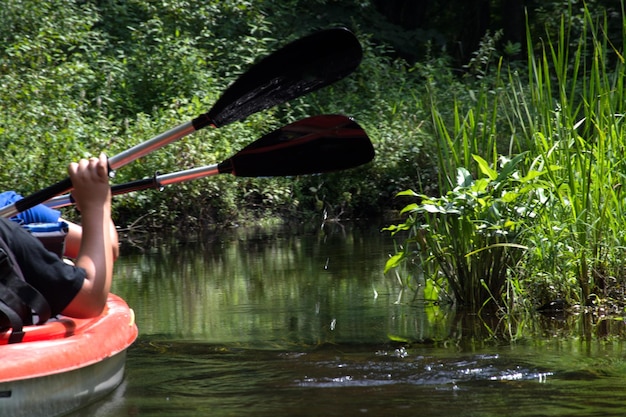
[61,154,116,318]
[63,218,119,260]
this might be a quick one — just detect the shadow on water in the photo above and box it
[68,221,626,417]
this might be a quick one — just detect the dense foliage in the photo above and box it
[1,0,422,229]
[2,0,626,316]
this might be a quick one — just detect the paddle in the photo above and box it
[0,27,362,218]
[44,115,374,209]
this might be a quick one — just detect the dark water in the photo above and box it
[68,222,626,417]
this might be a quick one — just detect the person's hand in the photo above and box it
[68,153,111,213]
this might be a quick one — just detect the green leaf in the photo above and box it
[384,253,405,273]
[473,178,490,193]
[456,167,474,187]
[519,169,545,182]
[387,334,411,343]
[423,278,440,300]
[396,189,419,197]
[472,154,497,180]
[399,203,420,214]
[500,191,519,203]
[495,152,527,182]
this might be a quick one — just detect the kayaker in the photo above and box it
[0,191,119,260]
[0,154,118,319]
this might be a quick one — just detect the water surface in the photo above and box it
[69,222,626,416]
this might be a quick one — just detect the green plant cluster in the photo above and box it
[385,154,549,312]
[386,2,626,314]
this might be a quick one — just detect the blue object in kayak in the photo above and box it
[0,191,61,224]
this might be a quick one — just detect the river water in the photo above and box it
[69,221,626,416]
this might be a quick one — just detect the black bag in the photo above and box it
[0,233,51,343]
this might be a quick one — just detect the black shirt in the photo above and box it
[0,218,85,317]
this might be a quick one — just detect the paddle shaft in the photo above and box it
[0,120,208,218]
[44,114,375,209]
[46,164,220,209]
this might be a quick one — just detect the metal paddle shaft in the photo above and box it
[45,165,221,209]
[0,28,363,218]
[45,115,374,209]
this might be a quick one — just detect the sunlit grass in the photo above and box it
[386,3,626,314]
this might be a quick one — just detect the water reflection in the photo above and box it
[113,221,447,346]
[113,221,626,344]
[72,337,626,417]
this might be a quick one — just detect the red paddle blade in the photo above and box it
[218,115,375,177]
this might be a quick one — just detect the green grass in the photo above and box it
[385,3,626,315]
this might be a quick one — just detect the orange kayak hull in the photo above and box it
[0,294,137,417]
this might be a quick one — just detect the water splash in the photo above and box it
[294,351,553,389]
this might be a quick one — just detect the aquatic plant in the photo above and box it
[386,3,626,314]
[384,152,552,312]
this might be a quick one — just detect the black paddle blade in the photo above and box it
[197,28,362,129]
[218,115,375,177]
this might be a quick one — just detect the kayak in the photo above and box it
[0,294,138,417]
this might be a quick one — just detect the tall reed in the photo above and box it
[514,4,626,304]
[386,3,626,312]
